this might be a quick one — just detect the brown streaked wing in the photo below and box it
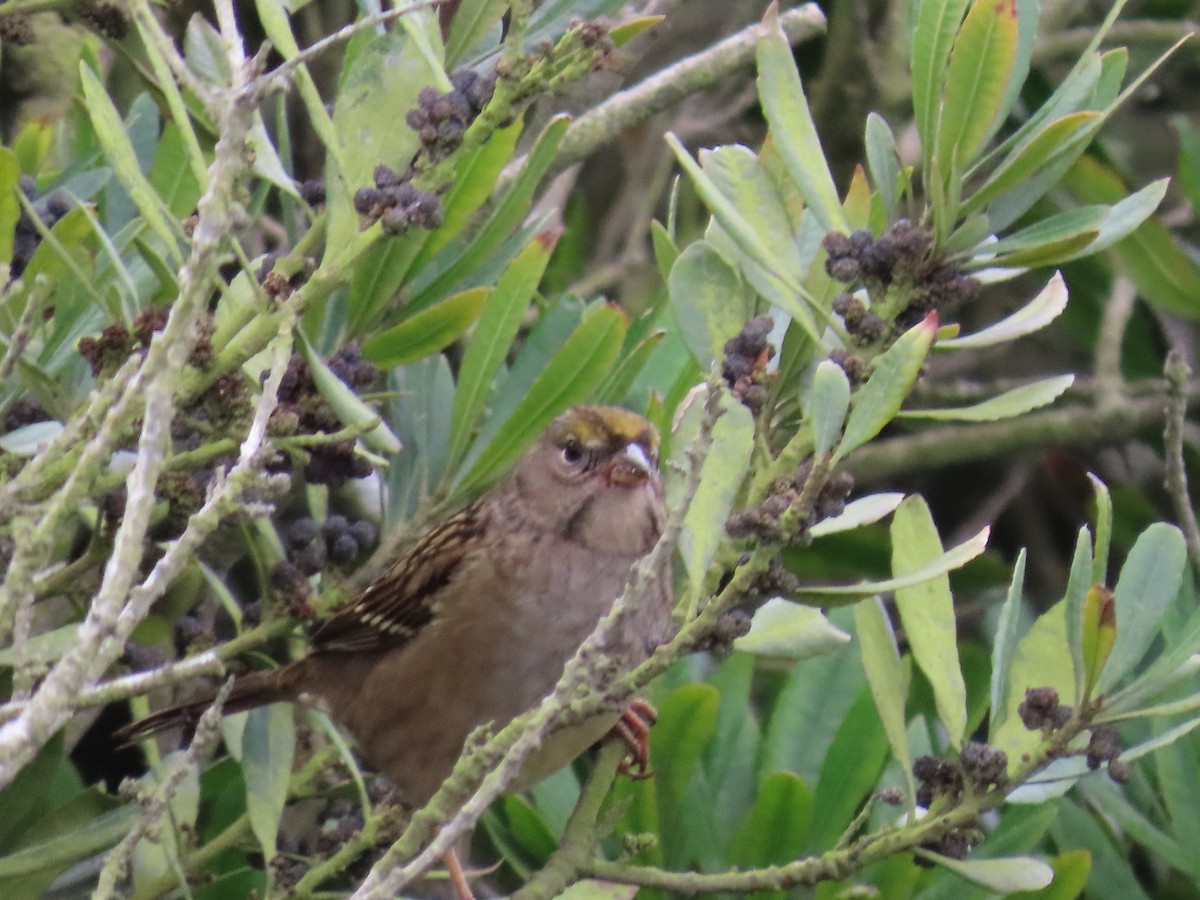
[309,502,488,654]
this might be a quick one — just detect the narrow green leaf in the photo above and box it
[964,112,1100,216]
[241,703,296,861]
[457,305,627,492]
[610,15,665,46]
[653,684,720,816]
[1097,523,1188,692]
[855,597,915,800]
[1055,178,1169,264]
[834,313,938,462]
[444,0,508,64]
[650,220,679,281]
[1063,527,1094,701]
[1089,474,1113,588]
[78,65,182,264]
[410,116,568,307]
[414,119,523,269]
[897,374,1073,422]
[595,329,665,405]
[801,526,989,602]
[0,807,134,880]
[990,548,1027,732]
[300,333,403,454]
[989,206,1109,256]
[1175,115,1200,213]
[556,881,638,900]
[938,0,1019,169]
[939,272,1067,349]
[810,360,851,457]
[729,772,813,892]
[0,149,21,264]
[756,7,847,232]
[809,492,905,537]
[1080,584,1117,698]
[910,0,972,171]
[734,598,851,660]
[919,852,1054,892]
[448,235,556,465]
[363,287,489,367]
[865,113,901,219]
[891,496,968,747]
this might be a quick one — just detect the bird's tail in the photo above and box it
[116,665,300,746]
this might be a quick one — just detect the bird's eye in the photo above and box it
[561,439,584,465]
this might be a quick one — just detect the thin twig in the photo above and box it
[1164,350,1200,567]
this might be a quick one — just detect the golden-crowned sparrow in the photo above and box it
[121,405,672,810]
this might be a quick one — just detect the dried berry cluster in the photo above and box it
[911,742,1006,862]
[0,14,33,46]
[271,344,380,488]
[283,514,379,577]
[353,164,444,236]
[1017,685,1072,731]
[831,292,887,346]
[722,315,774,413]
[405,70,497,161]
[78,307,213,377]
[78,0,130,39]
[823,220,981,330]
[12,177,72,277]
[727,459,854,542]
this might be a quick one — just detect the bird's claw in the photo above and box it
[613,698,657,779]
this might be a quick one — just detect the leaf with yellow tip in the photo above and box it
[1081,584,1116,699]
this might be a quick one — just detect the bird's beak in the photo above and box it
[608,442,652,487]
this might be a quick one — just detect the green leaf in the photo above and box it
[445,0,508,65]
[414,119,523,269]
[1080,584,1117,698]
[448,235,556,465]
[937,0,1019,170]
[1089,473,1112,586]
[809,492,905,537]
[556,881,638,900]
[610,15,664,46]
[994,602,1075,774]
[324,25,441,259]
[911,0,972,169]
[939,272,1067,349]
[1175,115,1200,213]
[990,548,1026,732]
[666,135,818,339]
[855,597,915,800]
[362,287,489,367]
[298,332,403,454]
[456,305,627,492]
[1009,850,1091,900]
[801,526,989,602]
[650,220,679,281]
[240,703,296,861]
[919,852,1055,892]
[1097,523,1187,692]
[78,65,182,264]
[410,116,568,307]
[1063,527,1094,701]
[810,360,852,457]
[668,240,748,366]
[756,7,847,232]
[834,313,938,462]
[0,806,133,882]
[735,599,851,660]
[865,113,901,219]
[964,113,1100,216]
[653,684,720,829]
[670,394,754,589]
[806,683,890,850]
[1055,179,1169,263]
[0,149,20,263]
[729,772,813,899]
[897,374,1073,422]
[891,496,968,747]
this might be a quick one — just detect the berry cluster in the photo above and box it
[1016,685,1073,731]
[78,1,130,39]
[353,164,444,236]
[78,307,214,377]
[726,461,854,542]
[12,177,73,277]
[405,70,497,161]
[273,345,380,487]
[298,179,326,206]
[693,609,753,656]
[831,292,887,346]
[823,220,981,330]
[284,514,379,577]
[913,742,1007,807]
[722,315,775,414]
[0,14,33,46]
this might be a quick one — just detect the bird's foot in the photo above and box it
[613,698,658,779]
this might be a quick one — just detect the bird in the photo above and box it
[119,405,673,897]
